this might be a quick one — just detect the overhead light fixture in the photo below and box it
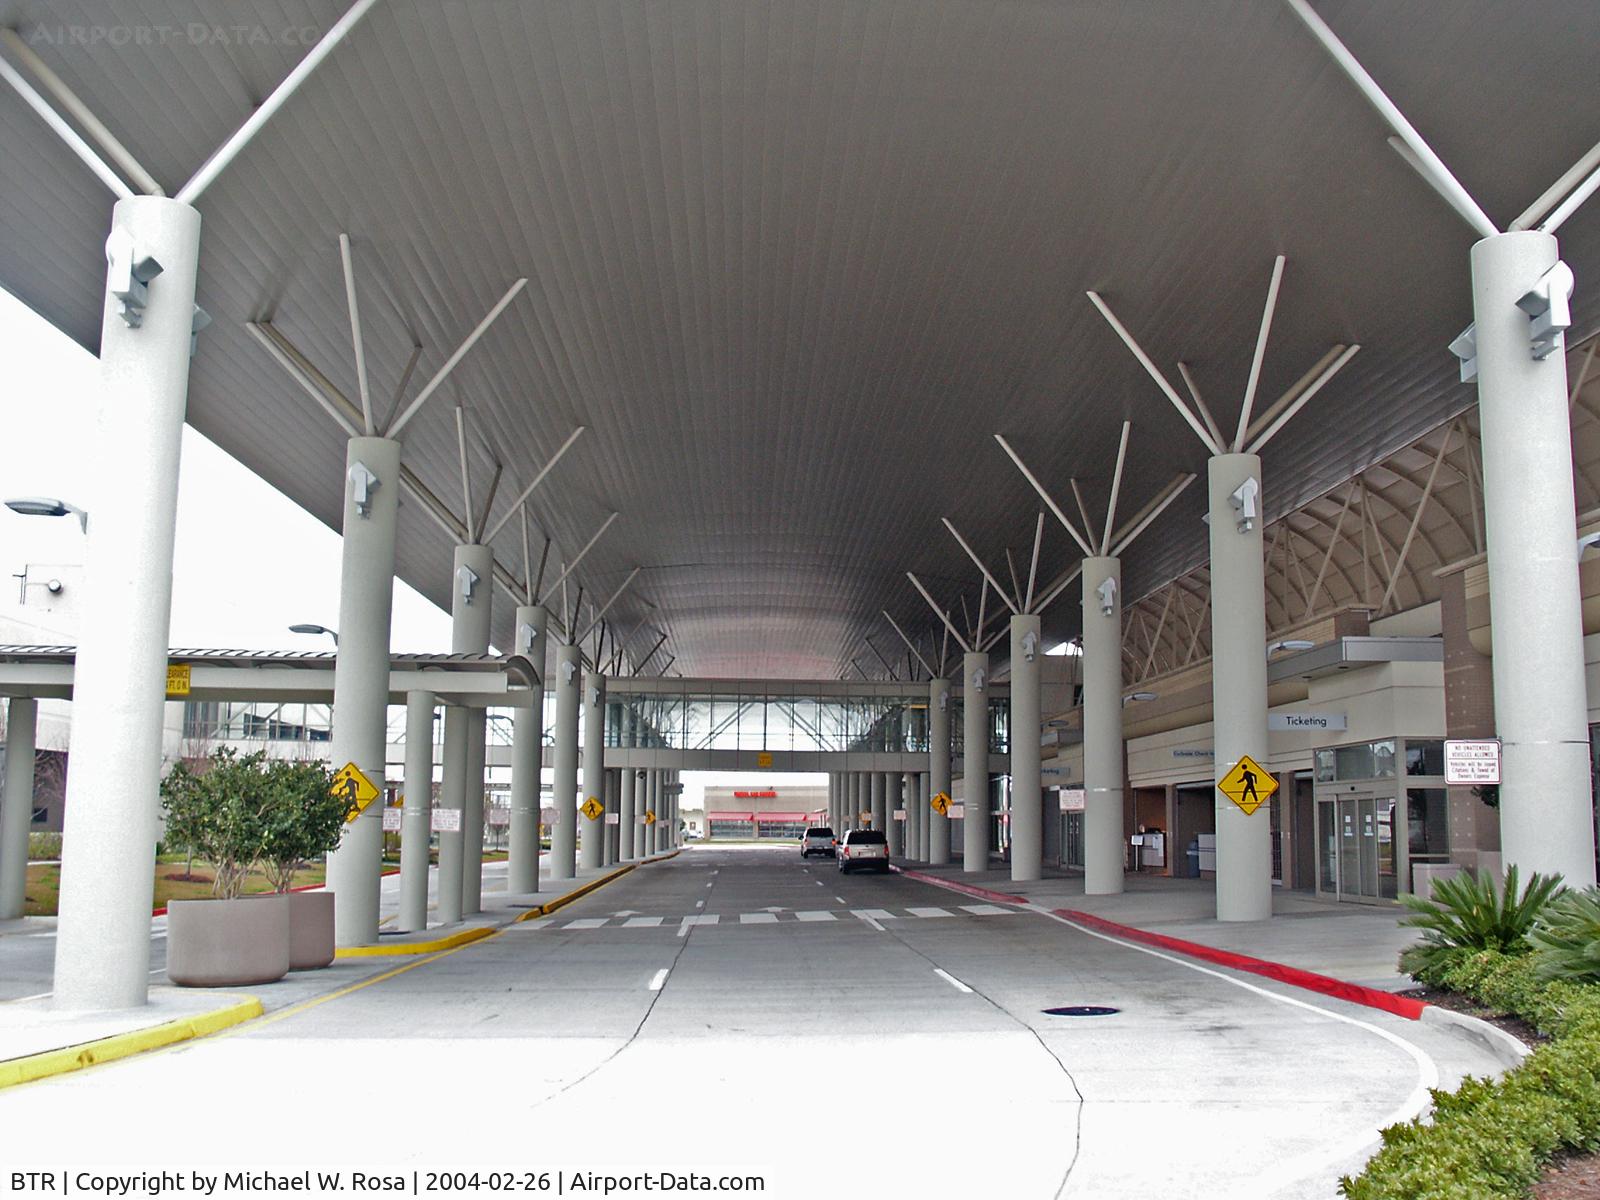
[1095,577,1118,616]
[5,496,88,533]
[1122,691,1158,706]
[289,623,338,646]
[1578,532,1600,558]
[1230,478,1259,533]
[1267,639,1315,656]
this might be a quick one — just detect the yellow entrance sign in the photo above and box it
[165,663,191,697]
[930,791,951,816]
[643,810,657,826]
[1218,754,1278,816]
[332,761,382,822]
[580,796,605,821]
[757,751,773,769]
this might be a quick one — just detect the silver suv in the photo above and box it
[838,829,889,873]
[801,826,837,858]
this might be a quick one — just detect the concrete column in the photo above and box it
[918,773,932,860]
[398,690,434,932]
[929,679,952,864]
[871,772,887,833]
[645,770,659,854]
[462,709,487,913]
[902,772,919,862]
[1009,613,1043,882]
[1082,557,1125,895]
[1473,231,1597,887]
[434,706,468,925]
[1209,454,1272,921]
[508,604,548,894]
[962,652,990,873]
[621,768,638,861]
[53,197,200,1010]
[0,697,38,920]
[322,435,404,946]
[550,643,581,880]
[602,768,619,865]
[581,672,607,869]
[886,773,904,855]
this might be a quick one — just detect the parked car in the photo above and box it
[837,828,889,873]
[800,826,837,858]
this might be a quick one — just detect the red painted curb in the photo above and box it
[151,867,402,917]
[896,867,1427,1022]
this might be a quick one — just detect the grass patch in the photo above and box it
[22,860,327,917]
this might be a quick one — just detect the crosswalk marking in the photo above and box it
[531,905,1020,931]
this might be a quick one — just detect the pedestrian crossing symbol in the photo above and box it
[1218,754,1277,816]
[643,810,657,826]
[580,796,605,821]
[332,761,381,822]
[930,791,951,816]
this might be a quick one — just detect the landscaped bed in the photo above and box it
[1341,871,1600,1199]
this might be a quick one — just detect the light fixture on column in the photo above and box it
[1267,639,1315,656]
[289,623,338,646]
[457,563,480,604]
[5,496,88,533]
[1095,577,1117,616]
[1579,532,1600,558]
[348,460,379,517]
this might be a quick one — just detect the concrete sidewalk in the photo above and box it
[1,852,677,1081]
[897,859,1419,992]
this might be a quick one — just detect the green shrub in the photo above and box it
[1341,950,1600,1199]
[259,758,351,892]
[1529,889,1600,985]
[26,831,62,859]
[1398,866,1565,978]
[160,748,277,899]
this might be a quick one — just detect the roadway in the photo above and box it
[1,845,1503,1198]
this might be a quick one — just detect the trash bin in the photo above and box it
[1184,841,1200,878]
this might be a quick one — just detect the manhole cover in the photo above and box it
[1041,1005,1120,1017]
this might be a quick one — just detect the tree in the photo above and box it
[259,758,352,893]
[160,748,276,899]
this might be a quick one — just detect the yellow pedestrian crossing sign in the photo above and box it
[332,761,381,822]
[580,796,605,821]
[643,810,657,826]
[930,791,951,816]
[1218,754,1277,816]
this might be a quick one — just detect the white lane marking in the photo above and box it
[795,911,837,922]
[857,913,885,931]
[564,918,608,929]
[705,882,713,888]
[740,913,779,924]
[623,916,663,927]
[1026,904,1439,1195]
[647,968,670,991]
[852,908,896,921]
[934,968,973,994]
[833,895,848,904]
[694,899,705,909]
[677,915,718,937]
[907,906,953,918]
[959,904,1011,916]
[814,880,825,887]
[711,870,719,875]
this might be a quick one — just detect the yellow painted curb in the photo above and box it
[513,850,680,924]
[334,925,495,958]
[0,994,262,1091]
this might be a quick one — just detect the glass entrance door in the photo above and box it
[1318,791,1397,902]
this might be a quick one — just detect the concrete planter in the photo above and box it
[166,894,290,988]
[286,890,335,970]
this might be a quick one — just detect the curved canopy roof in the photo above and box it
[1,0,1596,678]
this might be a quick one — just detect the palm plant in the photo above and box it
[1529,888,1600,984]
[1399,866,1565,980]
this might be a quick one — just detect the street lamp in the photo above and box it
[289,623,338,646]
[4,496,88,533]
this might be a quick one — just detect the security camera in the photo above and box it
[1095,576,1117,617]
[1230,477,1259,533]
